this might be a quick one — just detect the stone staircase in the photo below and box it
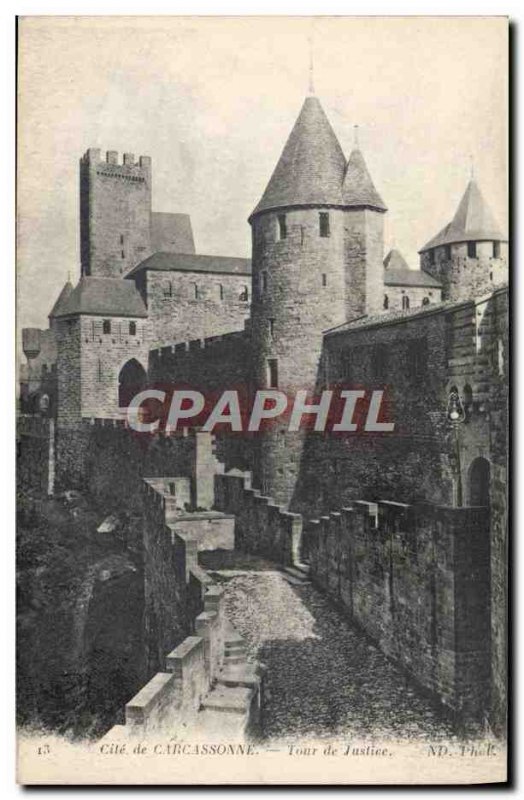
[281,561,311,586]
[195,622,262,739]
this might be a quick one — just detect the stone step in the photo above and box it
[223,653,246,665]
[224,643,246,655]
[281,572,309,586]
[218,664,260,690]
[282,566,311,584]
[201,685,254,716]
[294,561,311,575]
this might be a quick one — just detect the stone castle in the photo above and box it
[18,93,509,737]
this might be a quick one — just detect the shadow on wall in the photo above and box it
[288,340,451,517]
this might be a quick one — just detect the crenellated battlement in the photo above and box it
[150,328,247,363]
[82,147,151,172]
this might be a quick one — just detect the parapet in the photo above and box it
[81,148,151,171]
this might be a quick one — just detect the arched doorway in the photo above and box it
[118,359,147,408]
[469,457,490,507]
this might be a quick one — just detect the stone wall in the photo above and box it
[214,470,303,566]
[17,416,54,495]
[303,500,492,720]
[55,419,198,504]
[149,329,253,474]
[421,241,508,302]
[100,477,256,740]
[383,283,441,312]
[136,269,251,348]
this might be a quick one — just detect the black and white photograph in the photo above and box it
[15,14,508,785]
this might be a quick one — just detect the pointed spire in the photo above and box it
[250,96,347,219]
[49,279,74,319]
[420,177,507,253]
[342,146,387,211]
[383,249,409,271]
[308,36,315,95]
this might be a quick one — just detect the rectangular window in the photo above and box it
[120,234,124,245]
[341,348,352,382]
[372,344,387,380]
[493,240,501,258]
[269,318,275,338]
[407,338,427,379]
[129,321,136,336]
[267,358,279,388]
[445,244,452,260]
[319,212,330,238]
[322,273,327,287]
[103,320,111,335]
[219,284,224,300]
[261,271,268,293]
[278,214,287,240]
[121,250,125,259]
[467,241,477,258]
[429,249,436,265]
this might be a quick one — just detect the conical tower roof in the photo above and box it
[343,148,387,211]
[250,96,347,219]
[49,280,74,318]
[383,249,410,271]
[419,179,506,253]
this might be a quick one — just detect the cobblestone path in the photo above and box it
[202,552,462,744]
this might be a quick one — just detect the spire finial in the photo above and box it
[354,124,359,148]
[308,35,315,95]
[469,154,475,180]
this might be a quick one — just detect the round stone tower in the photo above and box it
[419,178,508,301]
[249,95,387,507]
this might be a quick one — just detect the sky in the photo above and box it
[17,16,508,332]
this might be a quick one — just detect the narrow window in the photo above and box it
[103,320,111,335]
[402,295,410,310]
[429,249,436,265]
[408,338,427,378]
[129,321,136,336]
[98,359,102,381]
[239,285,249,302]
[163,282,172,298]
[261,272,268,293]
[490,271,493,281]
[467,241,477,258]
[193,283,199,299]
[267,358,278,388]
[120,234,124,245]
[322,273,327,287]
[341,348,352,382]
[372,344,387,380]
[319,212,330,238]
[445,244,452,260]
[278,214,287,240]
[383,294,389,310]
[493,241,501,258]
[269,318,275,338]
[219,284,224,300]
[121,250,125,259]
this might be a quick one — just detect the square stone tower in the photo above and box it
[80,148,152,278]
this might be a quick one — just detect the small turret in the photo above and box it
[420,178,508,301]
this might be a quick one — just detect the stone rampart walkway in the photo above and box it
[200,551,463,744]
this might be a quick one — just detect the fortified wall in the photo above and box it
[102,476,262,741]
[215,469,494,727]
